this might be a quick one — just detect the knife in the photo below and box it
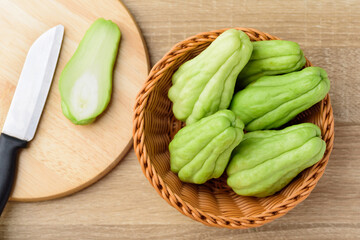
[0,25,64,215]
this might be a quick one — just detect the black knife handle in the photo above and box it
[0,133,27,216]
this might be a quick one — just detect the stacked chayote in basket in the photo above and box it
[168,29,330,197]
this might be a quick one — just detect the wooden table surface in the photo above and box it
[1,0,360,239]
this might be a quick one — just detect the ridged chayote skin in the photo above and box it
[230,67,330,131]
[236,40,306,89]
[168,29,253,125]
[226,123,326,197]
[169,110,244,184]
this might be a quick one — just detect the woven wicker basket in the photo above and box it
[133,28,334,229]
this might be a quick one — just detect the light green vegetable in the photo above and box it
[227,123,326,197]
[230,67,330,131]
[169,110,244,184]
[168,29,253,125]
[236,40,306,89]
[59,18,121,125]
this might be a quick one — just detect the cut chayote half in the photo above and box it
[59,18,121,125]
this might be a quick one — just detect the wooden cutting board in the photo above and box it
[0,0,149,201]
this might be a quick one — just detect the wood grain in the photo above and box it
[1,0,360,239]
[0,0,149,201]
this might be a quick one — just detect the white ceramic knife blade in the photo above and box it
[2,25,64,141]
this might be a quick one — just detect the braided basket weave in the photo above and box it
[133,28,334,229]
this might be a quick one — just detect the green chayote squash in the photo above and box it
[236,40,306,89]
[59,18,121,125]
[227,123,326,197]
[169,110,244,184]
[168,29,253,125]
[230,67,330,131]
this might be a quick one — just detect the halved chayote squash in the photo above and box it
[59,18,121,125]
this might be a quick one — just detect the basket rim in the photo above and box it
[133,27,335,229]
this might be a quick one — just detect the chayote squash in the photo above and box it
[168,29,253,125]
[59,18,121,125]
[236,40,306,89]
[230,67,330,131]
[169,110,244,184]
[227,123,326,197]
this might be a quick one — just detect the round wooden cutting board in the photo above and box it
[0,0,149,201]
